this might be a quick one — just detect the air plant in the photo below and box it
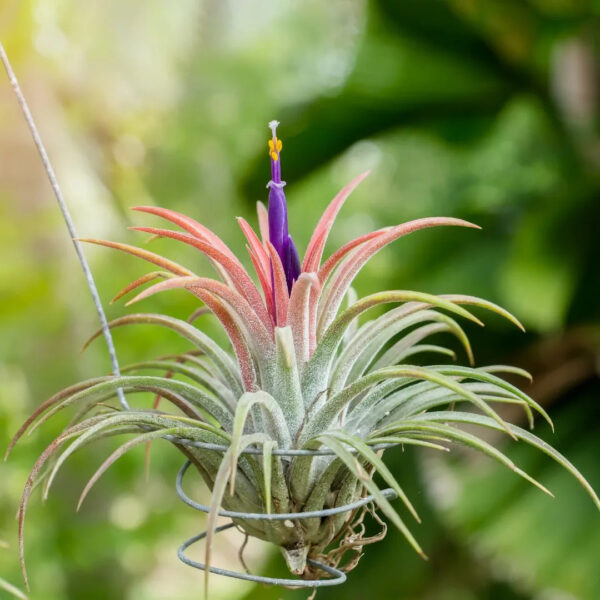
[9,120,600,594]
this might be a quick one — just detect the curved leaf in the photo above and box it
[81,313,242,395]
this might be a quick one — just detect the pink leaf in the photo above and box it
[111,271,173,304]
[308,285,319,356]
[318,218,480,335]
[132,206,239,262]
[302,171,370,273]
[287,273,320,364]
[130,227,272,333]
[266,242,289,327]
[256,201,270,245]
[237,217,271,279]
[192,288,258,392]
[246,245,275,323]
[78,238,194,276]
[126,276,274,351]
[318,229,387,283]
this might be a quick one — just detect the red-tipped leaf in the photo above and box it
[303,171,370,273]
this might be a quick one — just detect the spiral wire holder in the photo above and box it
[175,452,399,588]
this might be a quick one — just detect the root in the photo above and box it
[305,499,388,579]
[235,527,251,574]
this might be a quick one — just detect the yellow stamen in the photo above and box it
[268,137,283,158]
[271,151,278,161]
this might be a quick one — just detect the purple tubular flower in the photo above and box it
[267,121,301,293]
[267,182,287,256]
[284,234,301,293]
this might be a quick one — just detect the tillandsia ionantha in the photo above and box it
[9,121,600,594]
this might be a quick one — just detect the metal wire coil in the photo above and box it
[178,523,347,587]
[169,437,398,456]
[175,458,398,588]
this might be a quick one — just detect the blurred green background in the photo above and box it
[1,1,599,599]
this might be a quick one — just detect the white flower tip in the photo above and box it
[268,120,280,136]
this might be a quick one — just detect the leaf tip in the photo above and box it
[467,349,475,367]
[462,221,482,230]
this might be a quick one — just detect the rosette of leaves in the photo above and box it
[9,123,599,593]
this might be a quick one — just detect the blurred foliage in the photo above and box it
[0,1,599,599]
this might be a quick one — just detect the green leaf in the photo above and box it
[407,411,600,511]
[76,427,181,510]
[82,313,243,395]
[303,290,483,406]
[29,376,232,435]
[318,429,421,523]
[270,326,305,433]
[261,440,276,514]
[377,419,553,496]
[312,434,427,560]
[228,391,291,494]
[331,308,473,393]
[121,359,235,407]
[301,365,516,444]
[430,366,552,430]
